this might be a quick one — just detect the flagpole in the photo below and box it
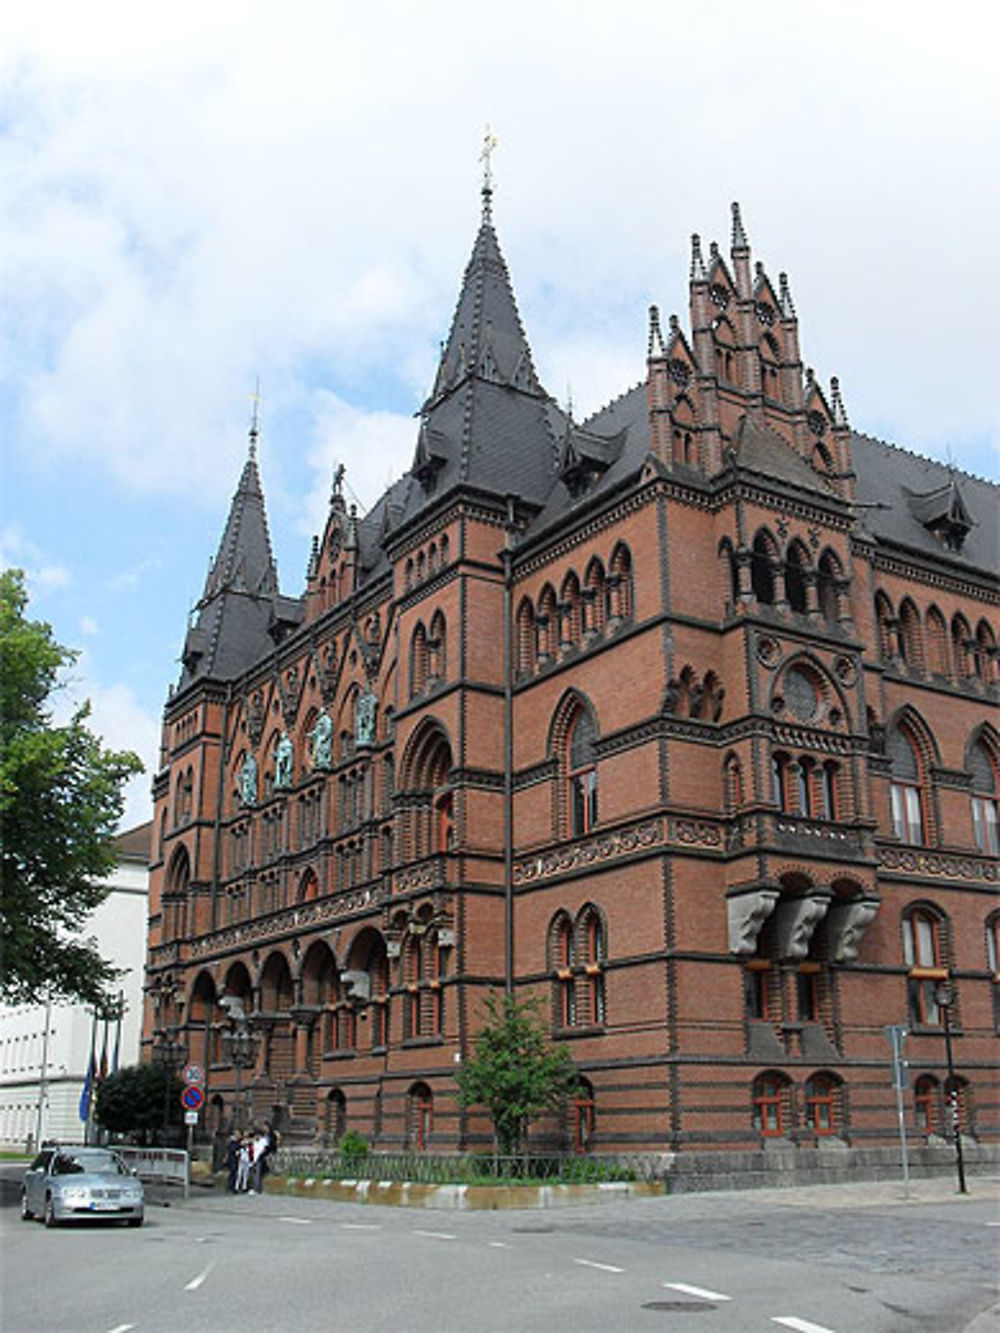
[80,1011,98,1144]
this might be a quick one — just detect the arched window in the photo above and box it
[537,585,558,661]
[914,1075,940,1135]
[951,613,973,679]
[551,913,575,1028]
[573,1078,596,1153]
[804,1072,840,1135]
[408,1082,433,1150]
[969,739,999,855]
[771,752,791,813]
[819,762,839,821]
[608,545,633,623]
[797,757,814,816]
[785,543,809,615]
[974,620,996,681]
[325,1088,346,1146]
[723,754,743,814]
[903,906,946,1027]
[898,599,924,672]
[751,1072,788,1137]
[428,610,447,684]
[559,572,581,649]
[567,710,598,837]
[926,606,950,678]
[410,622,428,698]
[751,533,776,605]
[874,591,895,661]
[580,908,606,1026]
[817,551,840,625]
[887,724,926,844]
[516,597,536,676]
[583,559,606,637]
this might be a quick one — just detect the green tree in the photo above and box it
[0,569,143,1006]
[456,991,579,1157]
[95,1063,180,1142]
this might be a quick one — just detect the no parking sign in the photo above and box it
[181,1084,205,1112]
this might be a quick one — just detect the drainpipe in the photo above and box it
[502,496,516,995]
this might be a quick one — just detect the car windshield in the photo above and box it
[53,1151,125,1176]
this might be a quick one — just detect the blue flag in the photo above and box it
[78,1055,95,1122]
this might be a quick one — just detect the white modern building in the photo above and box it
[0,823,151,1149]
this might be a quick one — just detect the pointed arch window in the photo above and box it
[888,725,926,845]
[428,610,447,685]
[581,909,606,1026]
[516,598,536,676]
[903,906,947,1027]
[573,1078,596,1153]
[551,914,575,1028]
[817,552,840,625]
[951,613,973,679]
[926,606,950,678]
[537,585,558,662]
[785,544,809,615]
[751,534,776,605]
[970,740,999,855]
[608,546,633,623]
[410,622,428,698]
[898,599,924,672]
[408,1082,433,1150]
[567,711,599,837]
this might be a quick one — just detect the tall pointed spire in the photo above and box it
[731,201,749,251]
[690,234,707,282]
[179,406,280,686]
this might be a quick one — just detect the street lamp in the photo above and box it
[153,1030,186,1146]
[934,981,967,1195]
[219,996,258,1131]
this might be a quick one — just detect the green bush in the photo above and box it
[338,1130,369,1161]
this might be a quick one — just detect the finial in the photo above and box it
[754,260,764,277]
[690,234,707,282]
[731,201,749,251]
[479,124,498,218]
[830,376,849,429]
[709,240,719,262]
[248,377,261,459]
[566,383,575,422]
[778,272,796,318]
[805,366,815,390]
[647,305,666,358]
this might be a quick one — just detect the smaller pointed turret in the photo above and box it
[778,272,796,319]
[730,202,752,299]
[830,376,850,430]
[690,234,707,283]
[648,304,667,359]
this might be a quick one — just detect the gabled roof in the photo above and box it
[731,414,837,496]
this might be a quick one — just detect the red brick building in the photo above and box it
[144,193,998,1162]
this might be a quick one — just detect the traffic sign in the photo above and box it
[183,1063,205,1086]
[181,1085,205,1111]
[184,1110,199,1126]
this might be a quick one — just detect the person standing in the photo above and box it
[225,1130,240,1192]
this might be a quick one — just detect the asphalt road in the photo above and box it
[2,1164,998,1333]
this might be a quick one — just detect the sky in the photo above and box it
[2,1,997,831]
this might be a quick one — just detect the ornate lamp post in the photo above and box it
[220,996,259,1131]
[934,981,967,1195]
[152,1029,186,1145]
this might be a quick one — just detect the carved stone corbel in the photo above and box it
[727,883,780,955]
[773,892,831,960]
[826,897,880,964]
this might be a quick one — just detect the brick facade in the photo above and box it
[144,197,999,1157]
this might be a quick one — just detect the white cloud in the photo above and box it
[80,616,99,636]
[0,525,71,596]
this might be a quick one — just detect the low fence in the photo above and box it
[272,1149,666,1185]
[116,1146,190,1196]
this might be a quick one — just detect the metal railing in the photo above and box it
[116,1146,190,1196]
[272,1149,667,1185]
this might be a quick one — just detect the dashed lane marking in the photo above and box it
[340,1222,381,1230]
[107,1325,135,1332]
[574,1258,625,1274]
[772,1318,837,1333]
[278,1216,312,1225]
[664,1283,733,1302]
[489,1242,510,1248]
[412,1229,457,1240]
[184,1263,214,1292]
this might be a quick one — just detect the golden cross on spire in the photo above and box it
[479,125,499,192]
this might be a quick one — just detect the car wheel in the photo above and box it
[127,1215,143,1228]
[44,1195,59,1228]
[20,1191,33,1221]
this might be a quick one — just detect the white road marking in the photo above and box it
[664,1282,732,1302]
[184,1263,214,1292]
[107,1325,135,1333]
[340,1222,381,1230]
[574,1258,625,1273]
[772,1319,837,1333]
[489,1241,510,1248]
[987,1222,1000,1227]
[278,1216,312,1225]
[413,1229,457,1240]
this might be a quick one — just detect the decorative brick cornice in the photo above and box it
[513,813,723,886]
[855,541,999,603]
[190,881,391,958]
[877,845,999,883]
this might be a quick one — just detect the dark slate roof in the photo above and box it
[177,442,281,688]
[731,414,837,496]
[852,433,999,577]
[411,194,559,508]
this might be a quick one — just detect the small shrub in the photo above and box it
[338,1130,369,1161]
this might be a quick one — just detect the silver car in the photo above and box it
[21,1146,145,1228]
